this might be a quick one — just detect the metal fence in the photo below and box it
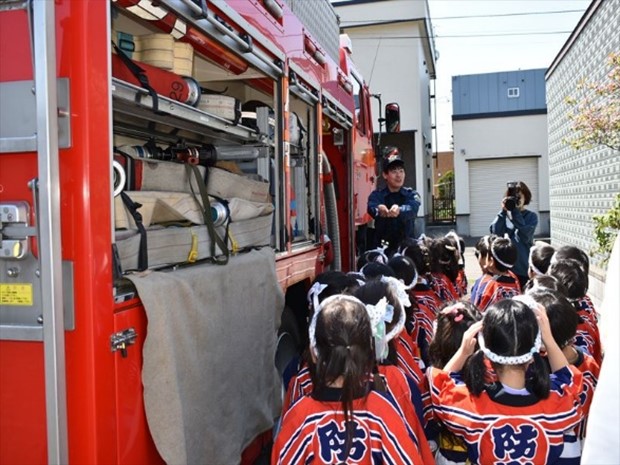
[432,196,455,223]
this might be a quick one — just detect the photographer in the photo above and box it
[489,181,538,288]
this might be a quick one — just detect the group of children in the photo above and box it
[271,232,601,465]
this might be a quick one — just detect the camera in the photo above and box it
[504,182,519,210]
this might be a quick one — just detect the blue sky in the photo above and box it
[428,0,591,151]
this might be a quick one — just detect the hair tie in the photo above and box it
[441,302,466,322]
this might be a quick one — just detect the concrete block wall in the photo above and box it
[546,0,620,305]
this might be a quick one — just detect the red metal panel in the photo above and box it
[0,342,47,464]
[113,300,164,465]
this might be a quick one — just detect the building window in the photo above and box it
[507,87,520,98]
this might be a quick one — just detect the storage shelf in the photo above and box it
[112,78,265,144]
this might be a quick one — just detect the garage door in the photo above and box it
[469,157,540,237]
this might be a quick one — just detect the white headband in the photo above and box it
[381,275,412,307]
[491,244,514,269]
[528,247,545,276]
[478,330,542,365]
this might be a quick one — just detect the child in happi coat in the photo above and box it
[281,271,360,416]
[426,236,460,304]
[429,298,584,465]
[428,301,483,465]
[400,238,443,367]
[470,235,495,307]
[523,291,599,464]
[273,294,426,465]
[551,245,600,330]
[476,236,521,311]
[446,231,468,297]
[354,279,435,464]
[547,258,603,366]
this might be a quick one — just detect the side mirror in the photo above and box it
[385,102,400,133]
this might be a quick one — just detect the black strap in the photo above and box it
[186,164,230,265]
[120,192,148,271]
[112,42,164,114]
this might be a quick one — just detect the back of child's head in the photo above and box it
[387,254,418,288]
[428,236,459,281]
[527,290,578,349]
[489,236,517,273]
[310,294,373,419]
[307,271,354,312]
[547,258,588,299]
[429,301,482,368]
[445,231,465,266]
[354,280,406,363]
[464,299,550,399]
[523,274,568,296]
[360,262,395,280]
[356,247,389,271]
[399,238,432,275]
[552,245,590,275]
[528,242,555,276]
[475,234,496,257]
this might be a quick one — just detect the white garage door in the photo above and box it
[469,157,540,237]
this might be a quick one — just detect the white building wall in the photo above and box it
[546,0,620,304]
[453,114,549,217]
[334,0,435,225]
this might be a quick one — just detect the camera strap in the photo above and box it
[186,164,230,265]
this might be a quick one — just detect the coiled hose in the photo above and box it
[321,152,341,271]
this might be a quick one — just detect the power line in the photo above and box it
[353,30,573,39]
[339,9,586,23]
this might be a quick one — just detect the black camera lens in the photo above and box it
[505,197,516,210]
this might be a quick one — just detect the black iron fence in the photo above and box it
[432,196,455,223]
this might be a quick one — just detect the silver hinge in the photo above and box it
[110,328,138,358]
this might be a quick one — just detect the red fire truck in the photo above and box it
[0,0,393,463]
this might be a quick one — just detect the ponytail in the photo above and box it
[526,352,550,399]
[463,350,487,396]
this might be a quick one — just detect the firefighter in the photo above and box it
[367,147,421,256]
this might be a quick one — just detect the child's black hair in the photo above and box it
[553,245,590,275]
[313,296,374,430]
[427,236,460,282]
[356,248,389,271]
[361,262,395,280]
[523,274,567,296]
[475,234,496,257]
[387,254,417,288]
[399,238,432,275]
[529,242,555,275]
[547,258,588,299]
[464,299,550,399]
[528,290,578,349]
[429,301,482,368]
[489,237,517,273]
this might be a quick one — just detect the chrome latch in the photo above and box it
[1,201,35,259]
[110,328,138,357]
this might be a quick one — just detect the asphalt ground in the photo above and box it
[462,246,483,294]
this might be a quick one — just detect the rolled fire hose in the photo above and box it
[320,152,341,271]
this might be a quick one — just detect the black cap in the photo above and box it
[381,147,404,172]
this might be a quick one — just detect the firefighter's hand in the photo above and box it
[377,204,389,217]
[388,204,401,217]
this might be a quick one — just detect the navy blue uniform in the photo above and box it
[368,186,420,253]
